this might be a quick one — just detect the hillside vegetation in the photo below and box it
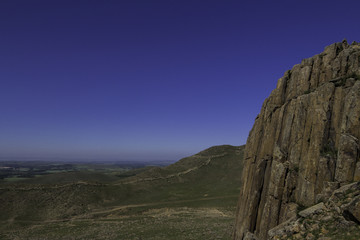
[0,145,244,240]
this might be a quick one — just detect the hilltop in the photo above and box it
[0,145,244,240]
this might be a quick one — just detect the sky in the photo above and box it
[1,0,360,161]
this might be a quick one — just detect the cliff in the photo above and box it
[233,40,360,239]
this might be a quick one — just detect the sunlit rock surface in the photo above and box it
[234,40,360,239]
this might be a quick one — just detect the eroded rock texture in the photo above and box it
[233,40,360,239]
[267,182,360,240]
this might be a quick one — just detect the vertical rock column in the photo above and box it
[234,40,360,239]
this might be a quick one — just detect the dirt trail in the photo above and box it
[119,153,226,184]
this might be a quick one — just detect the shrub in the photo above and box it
[320,143,337,158]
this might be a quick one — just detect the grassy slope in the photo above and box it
[0,145,244,239]
[117,145,245,204]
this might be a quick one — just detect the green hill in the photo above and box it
[0,145,244,240]
[118,145,245,204]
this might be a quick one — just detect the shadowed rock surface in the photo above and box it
[233,40,360,239]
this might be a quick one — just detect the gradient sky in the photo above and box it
[1,0,360,161]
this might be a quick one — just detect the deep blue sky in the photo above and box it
[1,0,360,161]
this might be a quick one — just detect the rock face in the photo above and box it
[233,40,360,239]
[267,182,360,240]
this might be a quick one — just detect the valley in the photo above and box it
[0,145,244,240]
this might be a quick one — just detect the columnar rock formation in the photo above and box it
[233,40,360,239]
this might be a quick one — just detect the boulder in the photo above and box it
[298,202,325,218]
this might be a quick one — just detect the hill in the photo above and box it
[117,145,245,208]
[0,145,244,240]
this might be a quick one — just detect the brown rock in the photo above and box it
[343,196,360,224]
[293,233,303,239]
[306,232,315,240]
[298,202,325,218]
[243,232,259,240]
[233,41,360,239]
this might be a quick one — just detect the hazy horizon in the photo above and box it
[2,0,360,161]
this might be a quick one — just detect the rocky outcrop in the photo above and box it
[267,182,360,240]
[233,40,360,239]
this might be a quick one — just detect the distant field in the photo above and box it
[0,161,152,184]
[0,145,244,240]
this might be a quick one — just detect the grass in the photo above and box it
[317,217,360,240]
[1,208,235,240]
[3,177,31,182]
[0,145,244,240]
[320,143,338,158]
